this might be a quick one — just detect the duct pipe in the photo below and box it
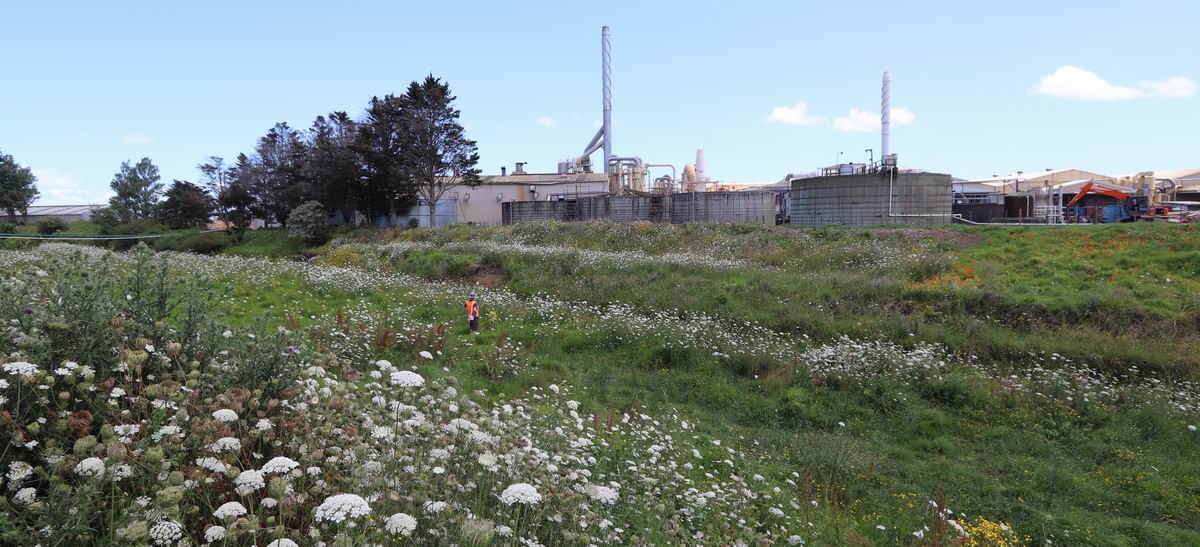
[602,26,613,174]
[881,71,891,159]
[581,126,604,158]
[695,149,706,192]
[645,163,677,192]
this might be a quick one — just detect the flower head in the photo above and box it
[499,483,541,506]
[385,512,418,536]
[315,493,372,524]
[390,370,425,388]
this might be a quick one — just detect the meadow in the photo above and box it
[0,220,1196,545]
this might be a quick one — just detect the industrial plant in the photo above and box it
[448,26,1198,228]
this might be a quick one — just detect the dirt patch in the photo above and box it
[466,264,504,288]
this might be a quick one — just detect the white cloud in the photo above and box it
[120,133,155,145]
[30,167,110,205]
[766,101,825,126]
[1032,66,1197,100]
[1138,76,1198,98]
[832,107,915,132]
[535,115,556,127]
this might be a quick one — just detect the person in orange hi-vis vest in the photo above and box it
[465,292,480,334]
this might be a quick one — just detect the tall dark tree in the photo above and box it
[398,76,480,227]
[108,157,162,223]
[357,94,412,224]
[220,154,257,239]
[0,150,39,223]
[157,180,213,228]
[198,156,234,226]
[305,112,363,224]
[251,123,309,226]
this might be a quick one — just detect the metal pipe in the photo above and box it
[582,126,604,158]
[881,71,891,159]
[602,26,613,174]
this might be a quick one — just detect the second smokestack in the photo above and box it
[881,71,891,160]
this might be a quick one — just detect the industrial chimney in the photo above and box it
[695,149,706,192]
[602,26,613,174]
[881,71,891,160]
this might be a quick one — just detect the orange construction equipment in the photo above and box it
[1066,181,1130,207]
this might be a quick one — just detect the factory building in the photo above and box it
[790,168,952,226]
[8,204,102,224]
[453,169,609,225]
[1157,168,1200,202]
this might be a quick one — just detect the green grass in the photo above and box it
[195,220,1200,544]
[316,221,1200,380]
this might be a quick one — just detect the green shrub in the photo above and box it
[35,217,67,234]
[152,231,232,254]
[0,222,16,233]
[287,200,329,245]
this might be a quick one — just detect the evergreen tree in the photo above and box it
[158,180,213,228]
[305,112,363,225]
[108,158,163,223]
[357,94,412,225]
[398,76,480,227]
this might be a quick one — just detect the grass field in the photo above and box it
[0,221,1196,545]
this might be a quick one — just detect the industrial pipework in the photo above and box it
[602,26,613,174]
[881,71,891,160]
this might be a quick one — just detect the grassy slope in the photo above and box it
[349,221,1200,379]
[213,222,1200,544]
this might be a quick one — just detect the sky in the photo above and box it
[2,1,1197,204]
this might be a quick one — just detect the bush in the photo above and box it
[35,217,68,234]
[0,222,16,234]
[287,200,329,245]
[407,217,421,229]
[152,231,232,254]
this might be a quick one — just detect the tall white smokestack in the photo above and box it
[602,26,613,174]
[695,149,706,192]
[881,71,891,160]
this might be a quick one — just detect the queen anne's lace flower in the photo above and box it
[261,456,299,474]
[210,437,241,453]
[385,512,417,536]
[586,484,619,505]
[2,362,38,376]
[266,539,299,547]
[7,461,33,482]
[149,520,183,546]
[195,457,228,474]
[212,409,238,423]
[315,493,372,524]
[499,483,541,506]
[213,501,247,520]
[204,526,226,542]
[75,457,105,478]
[390,370,425,387]
[14,487,36,505]
[234,469,265,495]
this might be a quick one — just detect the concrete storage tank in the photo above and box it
[790,171,952,226]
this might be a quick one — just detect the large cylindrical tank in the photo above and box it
[790,172,952,226]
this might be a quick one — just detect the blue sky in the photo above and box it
[2,1,1196,204]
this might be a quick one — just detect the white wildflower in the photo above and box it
[499,483,541,506]
[315,493,372,524]
[385,512,417,536]
[391,370,425,387]
[212,409,238,422]
[213,501,247,520]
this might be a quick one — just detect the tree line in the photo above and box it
[0,75,480,232]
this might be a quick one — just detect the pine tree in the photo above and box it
[108,158,163,223]
[0,150,39,223]
[398,75,480,228]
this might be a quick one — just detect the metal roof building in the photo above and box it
[6,204,102,223]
